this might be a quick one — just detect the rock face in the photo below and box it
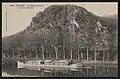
[2,5,118,60]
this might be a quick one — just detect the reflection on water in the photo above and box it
[2,66,118,77]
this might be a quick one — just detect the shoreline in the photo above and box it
[77,60,118,67]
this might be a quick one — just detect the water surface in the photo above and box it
[2,65,118,77]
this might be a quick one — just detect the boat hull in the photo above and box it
[17,61,91,70]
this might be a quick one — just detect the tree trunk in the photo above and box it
[70,49,72,60]
[30,48,31,58]
[94,46,97,76]
[103,46,105,61]
[107,51,109,61]
[42,45,44,59]
[78,48,80,60]
[17,48,20,58]
[54,46,58,60]
[81,53,83,59]
[95,46,97,61]
[63,44,65,60]
[13,50,14,58]
[36,47,38,59]
[87,46,89,61]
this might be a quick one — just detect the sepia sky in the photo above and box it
[2,2,118,37]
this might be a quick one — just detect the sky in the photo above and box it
[2,2,118,37]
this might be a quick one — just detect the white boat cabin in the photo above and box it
[26,60,74,65]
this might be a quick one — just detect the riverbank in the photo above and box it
[77,60,118,67]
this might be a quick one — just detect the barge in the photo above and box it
[17,60,91,70]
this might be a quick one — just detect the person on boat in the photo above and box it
[68,60,73,65]
[40,60,45,64]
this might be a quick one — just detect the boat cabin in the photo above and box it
[26,60,42,65]
[26,60,74,65]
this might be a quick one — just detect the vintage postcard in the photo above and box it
[2,2,118,77]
